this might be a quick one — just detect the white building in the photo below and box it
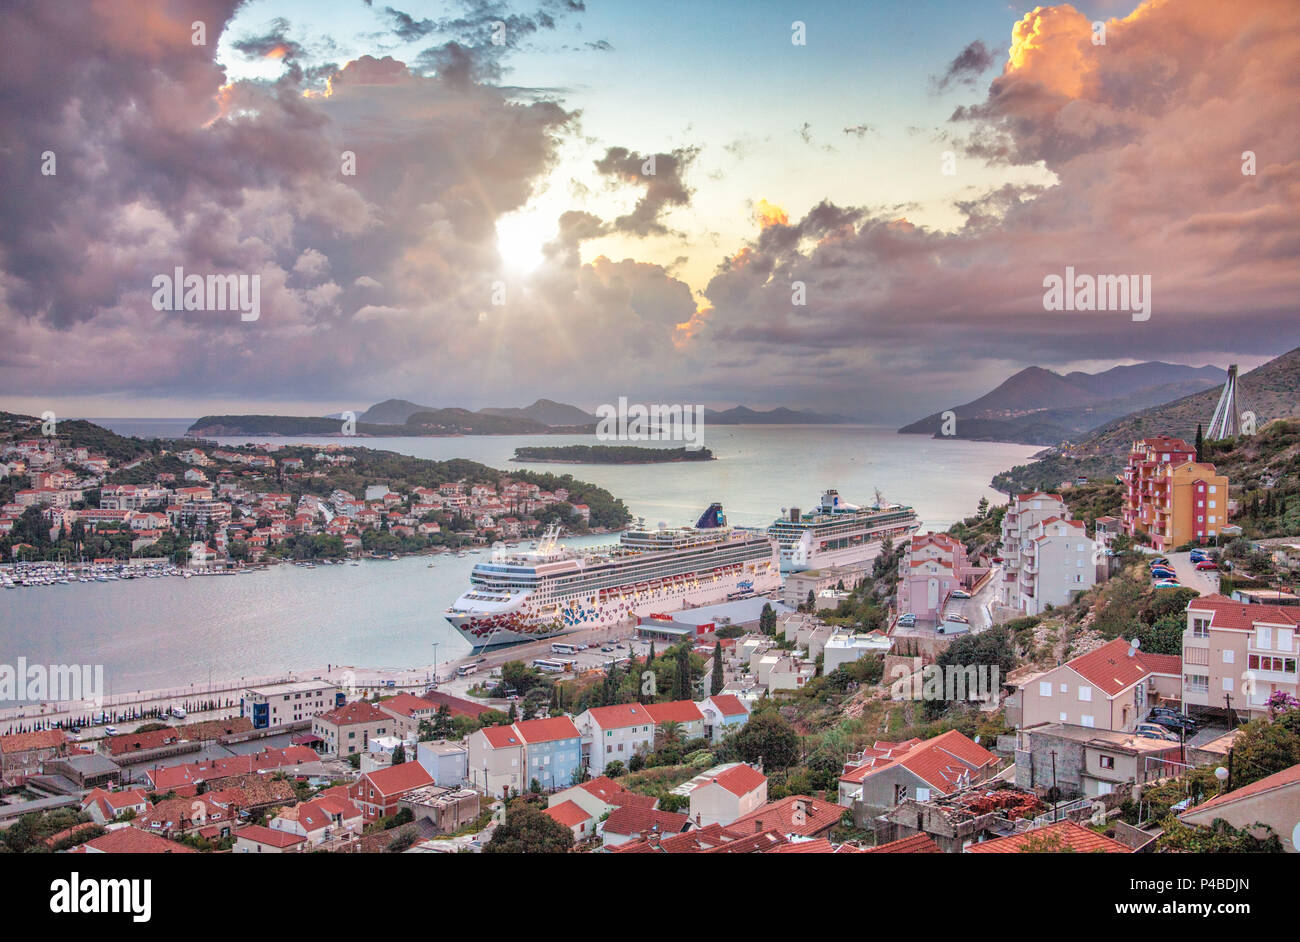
[574,703,655,775]
[240,680,340,731]
[823,631,892,673]
[1017,517,1097,615]
[675,762,768,827]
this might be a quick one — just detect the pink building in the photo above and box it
[896,532,981,624]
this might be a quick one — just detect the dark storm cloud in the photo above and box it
[932,40,996,92]
[593,146,699,237]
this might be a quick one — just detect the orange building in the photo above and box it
[1121,436,1229,550]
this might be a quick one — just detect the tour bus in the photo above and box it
[550,642,580,656]
[456,664,478,677]
[532,658,575,673]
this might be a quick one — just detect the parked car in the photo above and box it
[937,620,971,635]
[1149,712,1199,734]
[104,726,119,736]
[1150,570,1177,580]
[1149,557,1170,566]
[1195,560,1219,571]
[1153,580,1181,588]
[897,613,916,627]
[600,646,614,652]
[1135,723,1180,742]
[170,706,186,719]
[944,612,970,623]
[950,589,972,599]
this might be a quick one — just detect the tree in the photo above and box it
[731,709,799,771]
[605,760,626,778]
[1195,423,1204,462]
[392,743,406,765]
[483,798,574,854]
[760,602,777,635]
[710,641,724,696]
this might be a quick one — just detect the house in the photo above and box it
[351,761,435,822]
[965,820,1131,853]
[823,631,892,673]
[545,799,596,842]
[1015,517,1098,616]
[241,680,341,730]
[0,729,67,778]
[1183,595,1299,719]
[999,492,1069,609]
[574,703,655,775]
[732,794,845,839]
[679,762,768,827]
[378,692,440,738]
[132,795,230,838]
[897,532,979,623]
[1121,436,1230,550]
[81,788,151,825]
[699,694,751,743]
[1178,762,1300,852]
[312,700,392,757]
[142,746,319,796]
[642,700,706,741]
[861,833,942,854]
[270,793,364,848]
[416,740,469,788]
[1012,637,1180,732]
[467,717,583,797]
[839,729,999,811]
[547,775,657,829]
[1014,723,1187,799]
[601,805,692,848]
[234,824,308,854]
[399,785,480,835]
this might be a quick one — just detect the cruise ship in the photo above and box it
[768,489,919,573]
[444,504,781,650]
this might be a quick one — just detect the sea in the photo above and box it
[1,422,1039,696]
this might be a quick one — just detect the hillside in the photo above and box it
[403,408,548,434]
[479,398,596,426]
[705,405,852,424]
[899,361,1225,444]
[357,399,437,425]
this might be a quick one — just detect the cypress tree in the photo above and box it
[1195,423,1204,462]
[710,641,724,696]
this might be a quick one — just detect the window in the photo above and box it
[1222,649,1234,664]
[1081,715,1095,728]
[1191,618,1210,639]
[1060,683,1068,694]
[1257,627,1273,649]
[1078,686,1092,702]
[1223,677,1234,692]
[1099,755,1114,769]
[1059,712,1068,722]
[916,788,931,802]
[1039,681,1052,697]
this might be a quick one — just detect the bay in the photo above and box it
[3,425,1039,695]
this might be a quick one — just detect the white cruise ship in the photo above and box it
[445,504,780,650]
[767,489,919,573]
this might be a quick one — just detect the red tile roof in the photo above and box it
[423,690,495,717]
[81,828,197,854]
[236,824,307,848]
[1188,595,1300,632]
[585,703,653,729]
[643,700,705,724]
[513,716,581,744]
[545,800,592,829]
[840,730,996,796]
[380,693,438,717]
[701,828,789,853]
[768,837,835,853]
[360,761,434,797]
[861,833,942,854]
[604,805,690,838]
[317,700,390,726]
[966,821,1130,853]
[704,694,748,717]
[1136,652,1182,675]
[1181,762,1300,817]
[480,724,523,749]
[577,776,656,809]
[1066,637,1153,697]
[731,795,844,837]
[0,729,66,753]
[705,763,767,797]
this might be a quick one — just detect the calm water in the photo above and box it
[3,424,1038,694]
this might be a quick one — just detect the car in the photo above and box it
[1150,569,1177,579]
[601,646,614,653]
[104,726,119,736]
[937,620,971,635]
[897,613,916,627]
[1195,560,1219,571]
[575,643,589,651]
[950,589,972,600]
[1150,712,1199,733]
[475,656,487,663]
[1189,552,1206,561]
[1149,557,1170,566]
[1135,724,1181,742]
[69,727,81,735]
[944,612,970,623]
[1153,580,1181,588]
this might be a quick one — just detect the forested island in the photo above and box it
[511,445,715,464]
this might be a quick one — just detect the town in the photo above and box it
[3,404,1298,855]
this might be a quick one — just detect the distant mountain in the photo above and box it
[404,408,548,435]
[479,398,596,426]
[898,361,1227,445]
[1066,346,1300,457]
[705,405,853,425]
[357,399,438,425]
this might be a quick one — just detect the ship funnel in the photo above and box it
[695,503,725,529]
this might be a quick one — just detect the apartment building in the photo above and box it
[574,703,655,775]
[1017,517,1098,616]
[467,716,583,796]
[999,492,1068,609]
[1183,595,1300,719]
[1121,436,1229,550]
[897,532,977,624]
[241,680,341,730]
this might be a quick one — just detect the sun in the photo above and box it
[495,210,551,274]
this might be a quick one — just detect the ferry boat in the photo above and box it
[445,503,780,650]
[767,489,919,573]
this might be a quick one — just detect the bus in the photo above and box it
[456,664,478,677]
[532,658,574,673]
[550,642,580,656]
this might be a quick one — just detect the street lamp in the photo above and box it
[1214,766,1229,794]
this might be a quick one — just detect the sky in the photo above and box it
[0,0,1296,421]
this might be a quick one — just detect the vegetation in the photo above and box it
[483,798,574,854]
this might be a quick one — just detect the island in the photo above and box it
[511,445,715,464]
